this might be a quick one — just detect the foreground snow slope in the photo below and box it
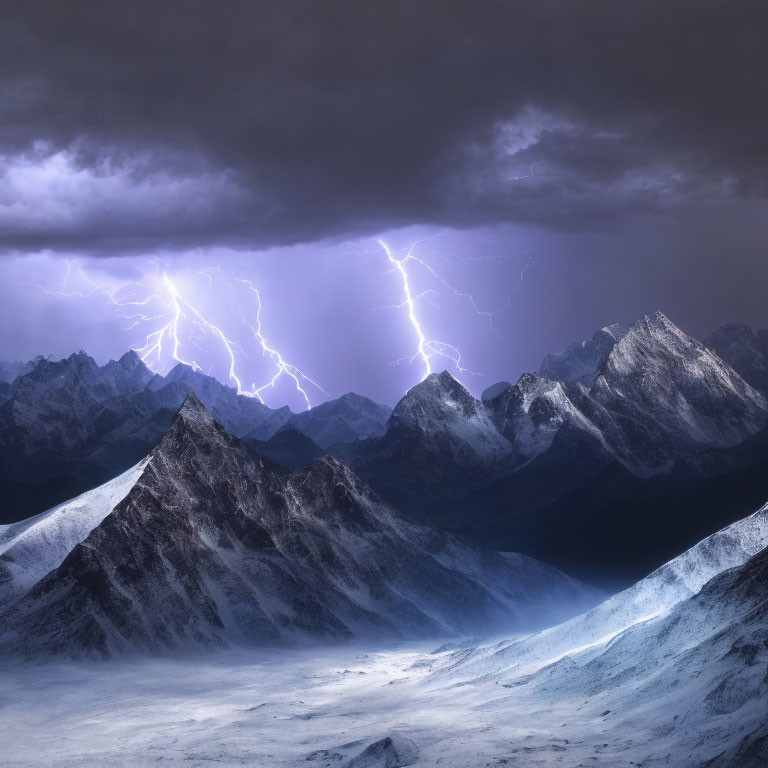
[446,499,768,681]
[1,559,765,768]
[0,460,148,604]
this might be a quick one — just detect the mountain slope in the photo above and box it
[438,312,768,583]
[0,355,48,385]
[705,322,768,395]
[340,313,767,538]
[450,499,768,682]
[144,362,291,438]
[435,503,768,767]
[539,321,629,388]
[245,427,324,468]
[483,372,611,468]
[276,392,391,448]
[0,460,148,605]
[0,395,600,658]
[584,311,767,473]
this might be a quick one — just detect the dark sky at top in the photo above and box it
[0,1,766,407]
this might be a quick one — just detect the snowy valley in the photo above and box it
[1,311,767,767]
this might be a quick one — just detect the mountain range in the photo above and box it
[0,393,600,658]
[338,311,768,584]
[0,352,391,523]
[2,310,768,587]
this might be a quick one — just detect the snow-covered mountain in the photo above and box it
[483,371,611,467]
[3,310,768,587]
[0,460,148,605]
[584,311,766,473]
[429,500,768,767]
[331,312,768,584]
[387,371,511,460]
[450,499,768,682]
[539,321,629,388]
[0,394,600,658]
[346,371,514,512]
[488,311,768,476]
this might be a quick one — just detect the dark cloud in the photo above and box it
[1,0,766,254]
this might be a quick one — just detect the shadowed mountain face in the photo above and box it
[245,427,324,469]
[343,370,513,514]
[0,357,394,524]
[490,311,766,476]
[272,392,392,449]
[0,355,49,388]
[705,322,768,396]
[0,394,600,658]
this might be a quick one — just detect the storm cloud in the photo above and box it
[2,0,766,254]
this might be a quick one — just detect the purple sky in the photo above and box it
[1,3,766,409]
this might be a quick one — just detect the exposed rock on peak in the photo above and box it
[175,390,216,429]
[485,372,607,465]
[588,311,767,472]
[346,371,512,514]
[534,312,768,475]
[392,372,499,436]
[391,371,511,462]
[0,355,291,523]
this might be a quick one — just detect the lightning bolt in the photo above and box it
[374,234,536,386]
[133,273,242,380]
[236,278,326,410]
[379,239,476,381]
[33,259,324,410]
[382,235,535,336]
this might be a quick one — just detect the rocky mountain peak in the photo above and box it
[174,391,217,432]
[584,311,768,473]
[606,311,732,378]
[67,350,97,367]
[394,371,475,415]
[117,349,144,368]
